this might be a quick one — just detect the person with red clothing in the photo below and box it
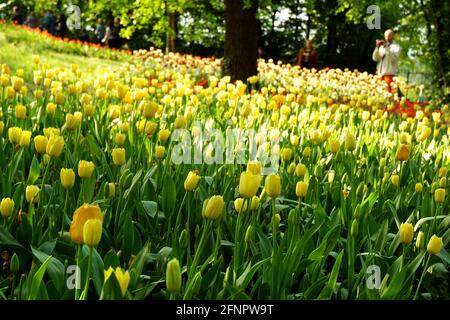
[372,29,401,93]
[296,40,318,69]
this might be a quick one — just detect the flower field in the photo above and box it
[0,25,449,301]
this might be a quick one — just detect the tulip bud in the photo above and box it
[439,177,447,188]
[415,231,425,249]
[234,198,248,214]
[379,158,386,168]
[351,219,358,237]
[239,171,261,198]
[427,235,443,255]
[203,195,225,220]
[302,147,312,158]
[295,181,309,198]
[26,185,40,203]
[166,258,182,293]
[399,223,414,244]
[281,148,293,162]
[112,148,126,166]
[415,182,423,193]
[82,219,103,247]
[108,182,116,197]
[345,131,357,151]
[10,253,20,274]
[330,138,340,154]
[155,145,165,160]
[179,229,188,249]
[272,213,281,228]
[434,188,446,203]
[184,171,200,192]
[46,102,57,116]
[438,167,448,178]
[250,195,260,211]
[390,174,399,187]
[265,174,281,198]
[328,170,335,184]
[60,168,75,189]
[0,197,14,218]
[287,162,296,175]
[115,133,126,146]
[245,225,254,244]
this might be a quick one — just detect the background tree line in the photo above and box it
[2,0,449,101]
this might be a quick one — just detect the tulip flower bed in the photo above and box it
[0,33,450,301]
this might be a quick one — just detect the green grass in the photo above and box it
[0,23,131,73]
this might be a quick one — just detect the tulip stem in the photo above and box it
[189,220,210,281]
[413,254,431,300]
[60,189,69,238]
[80,246,93,300]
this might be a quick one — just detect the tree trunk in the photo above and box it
[166,11,177,53]
[224,0,258,82]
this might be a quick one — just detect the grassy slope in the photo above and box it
[0,24,129,73]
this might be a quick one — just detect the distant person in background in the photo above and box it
[372,29,401,93]
[102,18,123,49]
[295,40,318,69]
[94,18,106,44]
[41,10,56,35]
[11,6,23,24]
[55,13,68,37]
[24,11,39,28]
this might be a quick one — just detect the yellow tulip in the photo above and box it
[8,127,22,144]
[25,185,40,203]
[82,219,103,247]
[65,113,79,130]
[15,104,27,119]
[203,195,225,220]
[46,102,57,116]
[330,138,340,154]
[295,163,306,177]
[174,115,187,129]
[250,195,260,211]
[70,204,103,245]
[104,267,130,297]
[78,160,95,179]
[60,168,75,189]
[396,144,411,162]
[112,148,126,166]
[390,174,399,187]
[247,161,261,175]
[184,171,201,192]
[239,171,261,198]
[34,135,48,154]
[19,131,31,147]
[434,188,445,203]
[399,223,414,244]
[415,182,423,193]
[0,198,14,218]
[345,131,357,151]
[296,181,309,198]
[427,235,443,255]
[46,135,64,157]
[265,174,281,198]
[415,231,425,249]
[155,146,165,159]
[115,133,126,146]
[158,129,171,142]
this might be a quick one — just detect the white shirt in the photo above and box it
[372,41,401,76]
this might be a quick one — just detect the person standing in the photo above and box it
[55,13,68,37]
[11,6,23,24]
[24,11,39,28]
[372,29,401,93]
[41,10,56,35]
[295,40,318,69]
